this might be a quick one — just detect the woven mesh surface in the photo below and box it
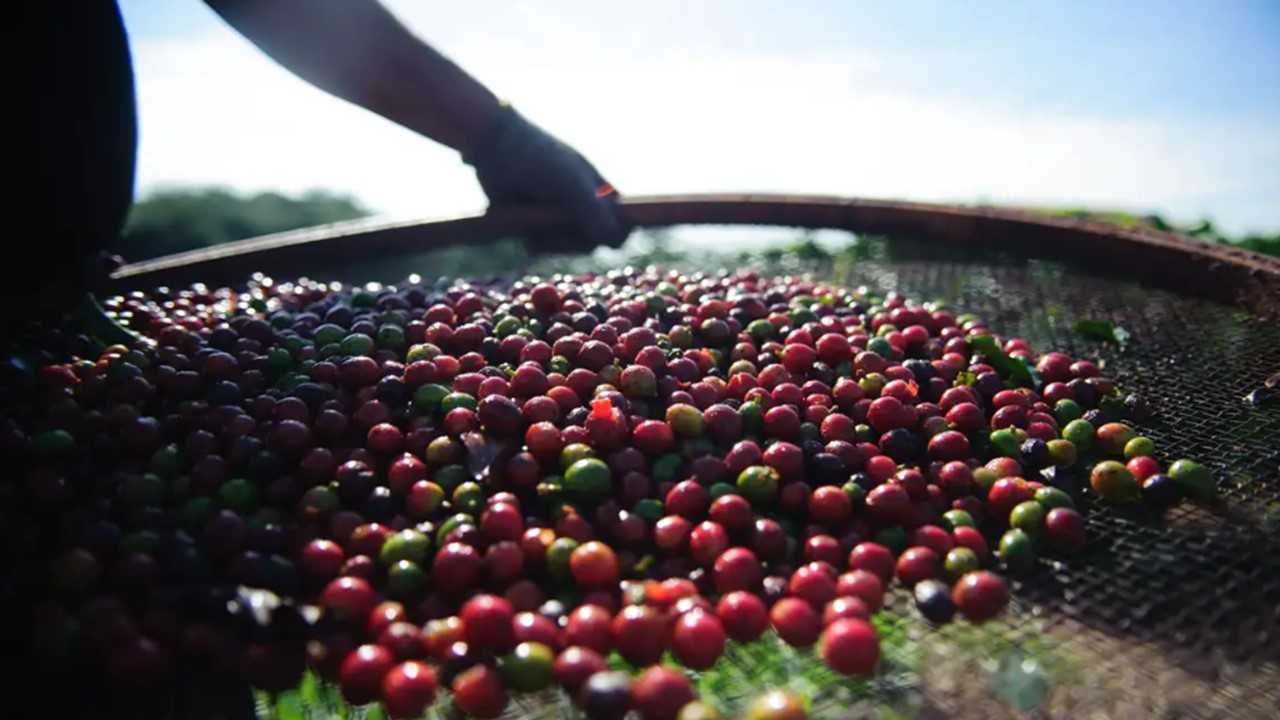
[311,228,1275,719]
[793,235,1280,719]
[293,228,1280,718]
[14,226,1280,720]
[544,229,1280,718]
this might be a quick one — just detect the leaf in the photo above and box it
[1098,394,1129,418]
[1074,319,1130,350]
[969,335,1040,388]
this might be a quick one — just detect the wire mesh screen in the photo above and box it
[787,235,1280,719]
[520,229,1280,718]
[10,224,1279,720]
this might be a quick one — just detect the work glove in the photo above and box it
[463,104,630,253]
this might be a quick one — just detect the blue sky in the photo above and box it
[119,0,1279,234]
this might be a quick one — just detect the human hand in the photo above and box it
[463,105,629,253]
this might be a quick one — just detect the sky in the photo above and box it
[118,0,1280,236]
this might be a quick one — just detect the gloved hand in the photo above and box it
[463,104,630,253]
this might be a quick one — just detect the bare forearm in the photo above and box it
[205,0,500,151]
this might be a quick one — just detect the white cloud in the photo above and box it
[127,4,1279,236]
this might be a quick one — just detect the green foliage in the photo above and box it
[694,613,920,717]
[969,335,1041,387]
[254,612,1087,719]
[117,186,370,261]
[1074,319,1131,350]
[255,619,921,720]
[1233,235,1280,256]
[1042,208,1279,257]
[1150,216,1280,256]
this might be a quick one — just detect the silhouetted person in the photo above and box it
[15,0,625,323]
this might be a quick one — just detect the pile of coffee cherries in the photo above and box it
[3,267,1215,719]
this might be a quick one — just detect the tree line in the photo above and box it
[118,187,370,262]
[117,187,1277,281]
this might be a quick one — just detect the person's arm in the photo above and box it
[205,0,629,249]
[204,0,499,151]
